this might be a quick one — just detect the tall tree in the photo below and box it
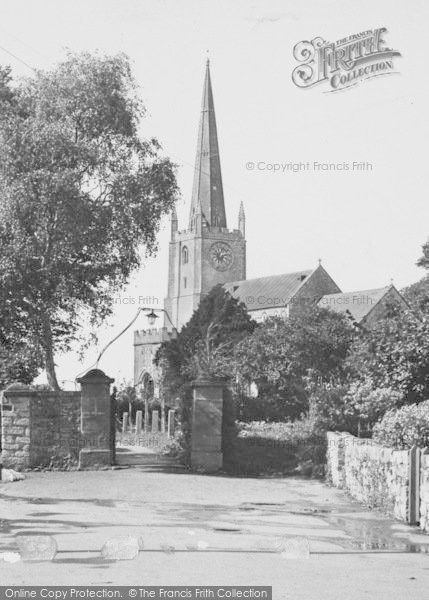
[155,284,256,398]
[402,276,429,313]
[348,306,429,405]
[417,238,429,272]
[0,52,178,389]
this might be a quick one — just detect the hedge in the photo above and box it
[223,419,326,476]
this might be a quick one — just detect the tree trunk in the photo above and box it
[42,316,60,390]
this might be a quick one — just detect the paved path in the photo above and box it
[1,465,429,598]
[115,446,178,467]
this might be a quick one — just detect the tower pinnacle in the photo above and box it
[170,205,178,240]
[238,201,245,237]
[189,60,227,230]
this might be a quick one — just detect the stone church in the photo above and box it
[133,60,407,399]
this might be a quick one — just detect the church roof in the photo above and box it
[224,269,313,310]
[318,286,392,323]
[189,60,227,230]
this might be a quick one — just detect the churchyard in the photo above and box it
[0,26,428,597]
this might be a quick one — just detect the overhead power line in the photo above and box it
[0,44,35,71]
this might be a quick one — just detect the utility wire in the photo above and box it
[0,44,35,71]
[74,307,144,382]
[0,27,51,62]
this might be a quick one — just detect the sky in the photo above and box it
[1,0,428,387]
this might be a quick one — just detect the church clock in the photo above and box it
[209,242,233,271]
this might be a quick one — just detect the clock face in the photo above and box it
[209,242,233,271]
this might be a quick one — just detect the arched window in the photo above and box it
[182,246,189,264]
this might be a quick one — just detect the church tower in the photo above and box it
[134,60,246,391]
[164,60,246,330]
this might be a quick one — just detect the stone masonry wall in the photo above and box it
[1,387,81,470]
[326,432,409,522]
[30,391,81,467]
[290,265,341,315]
[326,432,346,488]
[1,391,31,470]
[420,451,429,533]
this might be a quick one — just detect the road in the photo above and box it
[1,459,429,598]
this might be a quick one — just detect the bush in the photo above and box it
[236,387,308,422]
[373,400,429,449]
[308,380,403,436]
[238,419,311,443]
[164,384,193,466]
[308,383,353,432]
[345,382,403,429]
[347,309,429,404]
[223,418,327,477]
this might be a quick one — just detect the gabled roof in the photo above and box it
[318,286,393,323]
[224,269,313,310]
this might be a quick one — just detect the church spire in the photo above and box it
[189,59,227,230]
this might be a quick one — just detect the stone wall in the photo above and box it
[420,451,429,533]
[326,432,346,487]
[30,391,81,467]
[327,432,411,525]
[363,286,409,328]
[290,264,341,314]
[1,388,31,470]
[344,437,408,521]
[1,386,81,470]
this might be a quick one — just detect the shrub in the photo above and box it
[308,382,353,432]
[345,382,403,428]
[170,385,193,466]
[308,380,403,436]
[373,400,429,449]
[224,418,327,477]
[347,309,429,404]
[238,419,312,443]
[236,386,308,422]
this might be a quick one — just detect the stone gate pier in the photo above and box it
[77,369,115,469]
[190,377,224,472]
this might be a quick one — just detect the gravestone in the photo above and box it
[167,410,175,437]
[135,410,143,433]
[122,412,128,433]
[144,402,150,432]
[151,410,159,433]
[161,404,166,433]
